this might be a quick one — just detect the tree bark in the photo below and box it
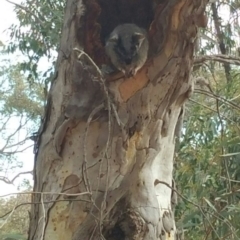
[211,2,232,83]
[28,0,208,239]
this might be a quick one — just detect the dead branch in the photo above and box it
[194,89,240,111]
[194,54,240,66]
[155,180,221,239]
[0,115,25,152]
[0,199,92,219]
[0,190,91,198]
[5,0,44,26]
[0,170,33,184]
[189,99,240,130]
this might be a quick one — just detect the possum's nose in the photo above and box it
[124,56,132,65]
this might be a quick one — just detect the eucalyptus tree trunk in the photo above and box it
[28,0,208,239]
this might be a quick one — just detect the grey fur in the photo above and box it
[105,23,149,77]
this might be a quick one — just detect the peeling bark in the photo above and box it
[28,0,208,239]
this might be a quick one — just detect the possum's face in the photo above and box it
[112,32,145,65]
[105,24,149,77]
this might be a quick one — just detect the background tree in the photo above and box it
[0,191,31,240]
[0,45,43,186]
[175,1,240,239]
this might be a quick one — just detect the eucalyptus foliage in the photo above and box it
[6,0,65,88]
[175,1,240,237]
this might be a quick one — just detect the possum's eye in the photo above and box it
[132,32,145,48]
[105,23,149,76]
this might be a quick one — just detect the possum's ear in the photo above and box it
[108,34,118,42]
[133,32,146,46]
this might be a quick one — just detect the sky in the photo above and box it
[0,0,34,196]
[0,0,16,44]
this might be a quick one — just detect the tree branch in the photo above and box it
[194,89,240,111]
[5,0,44,26]
[0,198,92,220]
[4,137,31,150]
[0,115,24,152]
[211,2,231,82]
[189,98,240,130]
[194,54,240,66]
[0,190,91,198]
[0,170,33,184]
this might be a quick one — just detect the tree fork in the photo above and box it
[28,0,208,239]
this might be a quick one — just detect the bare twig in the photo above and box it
[0,198,92,219]
[5,0,44,26]
[0,116,29,153]
[0,196,18,229]
[74,48,114,238]
[189,99,240,130]
[83,103,104,193]
[1,144,33,155]
[40,193,46,240]
[0,170,33,184]
[155,180,221,239]
[194,54,240,66]
[4,137,31,150]
[6,144,34,153]
[194,89,240,111]
[220,177,240,183]
[0,191,91,198]
[0,116,11,132]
